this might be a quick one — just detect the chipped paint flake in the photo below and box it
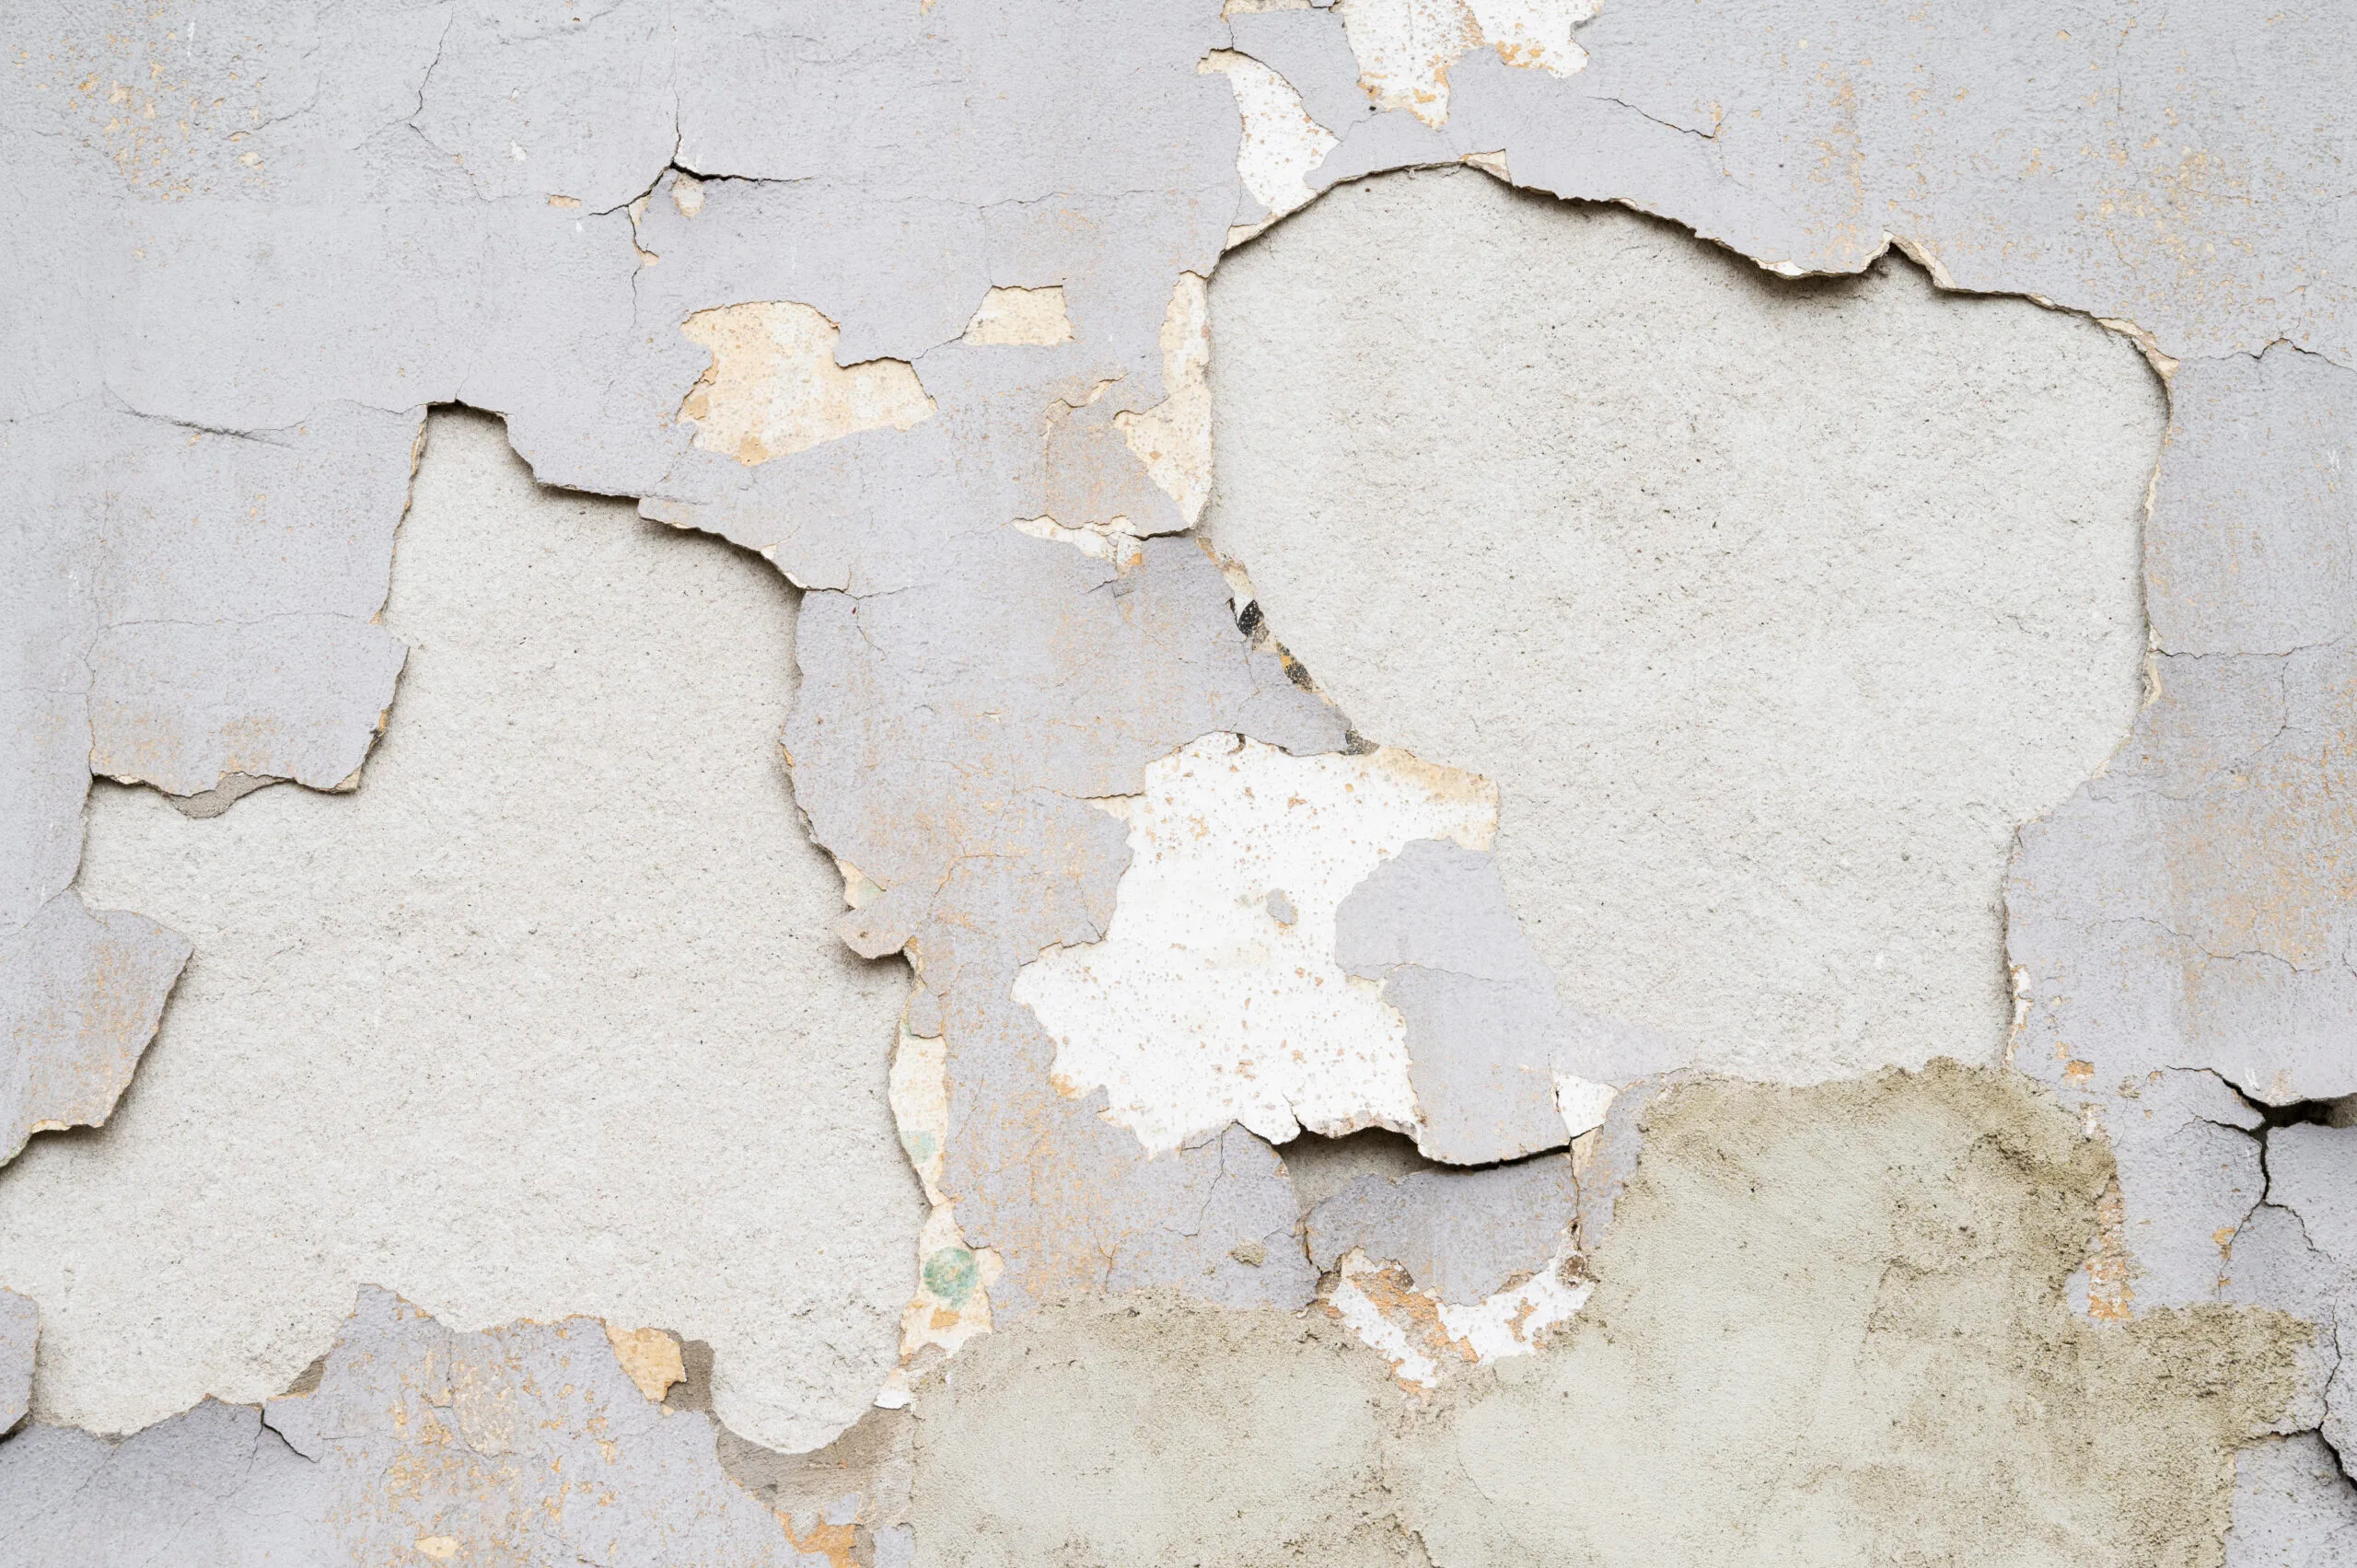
[0,892,190,1166]
[1552,1072,1616,1140]
[1014,734,1496,1154]
[960,285,1076,346]
[1113,274,1213,528]
[679,301,935,465]
[602,1323,686,1401]
[1202,52,1338,226]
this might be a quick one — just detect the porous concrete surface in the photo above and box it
[1207,166,2158,1084]
[911,1065,2307,1567]
[907,1290,1411,1568]
[0,412,918,1452]
[5,0,2355,1553]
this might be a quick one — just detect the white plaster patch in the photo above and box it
[1012,734,1495,1154]
[1325,1245,1589,1390]
[1114,274,1214,528]
[1008,515,1144,567]
[1334,0,1592,128]
[1552,1073,1616,1140]
[1202,52,1339,229]
[960,285,1075,347]
[679,300,935,464]
[0,412,919,1453]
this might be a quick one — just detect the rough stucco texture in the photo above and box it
[910,1065,2305,1568]
[0,411,919,1453]
[4,0,2354,1555]
[1206,167,2161,1083]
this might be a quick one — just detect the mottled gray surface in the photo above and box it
[1333,839,1562,1164]
[0,1295,31,1434]
[1304,1156,1576,1303]
[265,1288,817,1564]
[0,1290,824,1567]
[1334,837,1668,1163]
[0,893,188,1167]
[0,0,2352,1550]
[0,1400,331,1568]
[1315,7,2357,364]
[2257,1125,2357,1473]
[2226,1434,2357,1567]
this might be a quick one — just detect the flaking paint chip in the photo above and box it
[679,302,935,464]
[960,285,1075,346]
[603,1323,687,1402]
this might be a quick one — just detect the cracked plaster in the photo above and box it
[0,411,919,1453]
[2,0,2354,1555]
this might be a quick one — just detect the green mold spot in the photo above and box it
[923,1246,980,1307]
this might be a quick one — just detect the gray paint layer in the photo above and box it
[1304,1156,1576,1303]
[2,0,2353,1547]
[0,893,188,1167]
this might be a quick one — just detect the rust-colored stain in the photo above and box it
[2084,1177,2134,1323]
[783,1516,859,1568]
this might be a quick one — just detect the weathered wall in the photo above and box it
[1207,166,2159,1084]
[1,0,2351,1562]
[911,1066,2306,1568]
[0,411,919,1453]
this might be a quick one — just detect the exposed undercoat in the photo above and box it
[1,0,2352,1559]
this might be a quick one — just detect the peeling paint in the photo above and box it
[958,286,1075,348]
[1334,0,1592,128]
[4,0,2354,1551]
[1113,274,1216,529]
[0,412,917,1453]
[680,302,936,465]
[1015,734,1494,1156]
[0,894,188,1167]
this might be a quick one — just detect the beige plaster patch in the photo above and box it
[959,285,1075,346]
[679,301,935,464]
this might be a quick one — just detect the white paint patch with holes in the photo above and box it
[1326,1246,1590,1390]
[1202,51,1338,232]
[1013,734,1495,1155]
[1334,0,1593,128]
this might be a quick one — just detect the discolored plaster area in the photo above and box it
[0,411,919,1453]
[907,1291,1413,1568]
[1206,166,2160,1085]
[910,1065,2309,1567]
[4,0,2354,1555]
